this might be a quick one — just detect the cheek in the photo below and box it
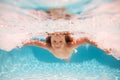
[61,43,65,46]
[51,43,57,48]
[51,43,55,47]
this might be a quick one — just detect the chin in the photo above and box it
[55,47,61,49]
[55,47,62,49]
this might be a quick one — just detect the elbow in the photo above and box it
[22,40,35,46]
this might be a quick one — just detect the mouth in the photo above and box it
[55,46,61,49]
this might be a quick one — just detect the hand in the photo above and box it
[104,48,112,54]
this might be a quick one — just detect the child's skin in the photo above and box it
[23,32,110,62]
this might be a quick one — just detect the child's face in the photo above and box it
[51,34,66,49]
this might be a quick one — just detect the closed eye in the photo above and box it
[53,40,56,43]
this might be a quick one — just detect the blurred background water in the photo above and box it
[0,0,117,14]
[0,0,120,80]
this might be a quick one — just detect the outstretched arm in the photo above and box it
[74,37,111,54]
[23,40,48,49]
[74,37,97,47]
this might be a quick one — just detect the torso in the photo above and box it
[49,47,74,59]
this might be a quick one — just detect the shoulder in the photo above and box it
[68,38,86,48]
[67,40,77,48]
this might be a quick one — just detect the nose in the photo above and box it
[55,43,60,46]
[55,43,61,47]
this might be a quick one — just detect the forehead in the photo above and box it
[51,35,65,40]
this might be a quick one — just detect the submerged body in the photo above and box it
[23,32,109,61]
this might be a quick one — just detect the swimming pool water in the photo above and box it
[0,0,120,80]
[0,45,120,80]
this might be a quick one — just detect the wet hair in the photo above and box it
[46,32,74,47]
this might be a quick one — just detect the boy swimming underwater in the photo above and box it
[23,31,110,62]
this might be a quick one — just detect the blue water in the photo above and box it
[0,45,120,80]
[0,0,120,80]
[0,0,116,14]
